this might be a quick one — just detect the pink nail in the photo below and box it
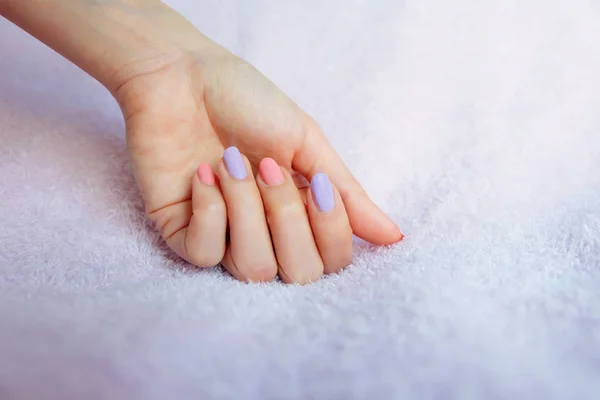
[197,164,215,186]
[259,158,285,186]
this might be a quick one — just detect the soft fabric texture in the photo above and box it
[1,0,599,399]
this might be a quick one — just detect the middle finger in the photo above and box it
[216,147,278,282]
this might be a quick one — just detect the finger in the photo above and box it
[216,146,278,282]
[163,164,227,267]
[292,122,404,245]
[186,164,228,266]
[158,164,227,267]
[307,172,354,274]
[256,158,323,284]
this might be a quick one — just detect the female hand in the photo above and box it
[1,0,404,284]
[116,47,403,284]
[189,147,354,284]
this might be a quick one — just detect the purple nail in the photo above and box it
[223,146,247,180]
[311,173,335,212]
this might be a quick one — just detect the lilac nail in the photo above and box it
[223,146,247,180]
[311,173,335,212]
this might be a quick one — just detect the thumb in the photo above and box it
[292,124,404,245]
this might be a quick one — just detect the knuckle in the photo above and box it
[281,267,323,285]
[186,242,225,269]
[302,115,322,135]
[269,201,306,218]
[341,255,354,270]
[279,260,324,285]
[242,262,278,283]
[324,250,354,275]
[190,252,224,268]
[198,200,226,215]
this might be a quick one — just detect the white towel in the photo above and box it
[1,0,599,398]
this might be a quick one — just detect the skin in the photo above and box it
[1,0,404,284]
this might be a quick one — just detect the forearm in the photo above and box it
[0,0,212,93]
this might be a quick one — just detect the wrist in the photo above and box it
[95,1,221,92]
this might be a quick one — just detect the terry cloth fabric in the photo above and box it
[1,0,599,398]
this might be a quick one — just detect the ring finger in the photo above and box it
[256,158,324,284]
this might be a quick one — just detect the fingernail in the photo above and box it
[311,173,335,212]
[259,158,284,186]
[197,163,215,185]
[223,146,247,180]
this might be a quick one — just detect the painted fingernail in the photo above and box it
[311,173,335,212]
[259,158,284,186]
[223,146,247,180]
[197,163,215,185]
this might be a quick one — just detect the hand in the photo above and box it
[115,47,403,284]
[191,147,355,284]
[2,0,403,284]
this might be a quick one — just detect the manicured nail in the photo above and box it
[197,163,215,186]
[259,158,284,186]
[311,173,335,212]
[223,146,247,180]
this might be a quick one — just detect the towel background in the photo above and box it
[1,0,599,398]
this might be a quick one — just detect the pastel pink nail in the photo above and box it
[197,164,215,186]
[259,158,285,186]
